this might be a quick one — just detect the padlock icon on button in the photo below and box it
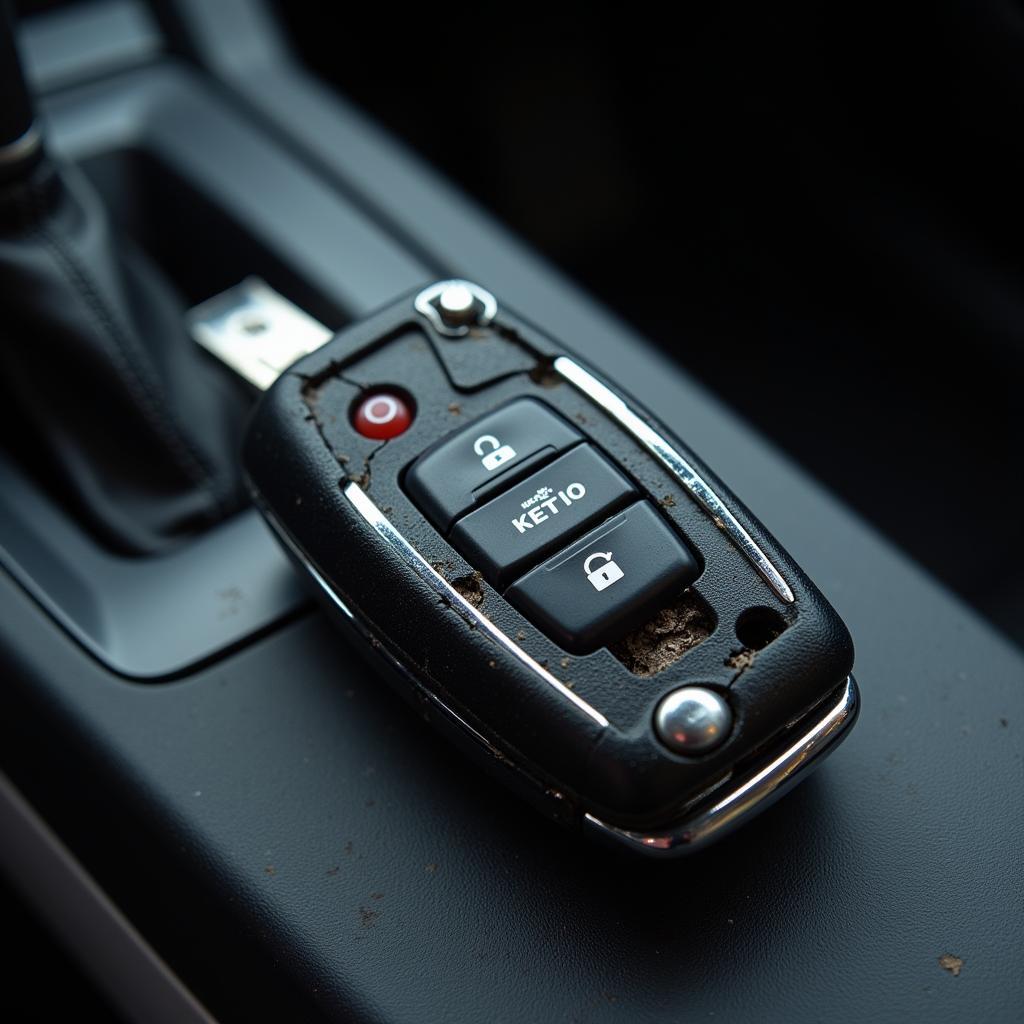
[584,551,624,592]
[473,434,517,472]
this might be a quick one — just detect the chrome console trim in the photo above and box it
[553,356,796,603]
[343,482,609,728]
[583,676,859,856]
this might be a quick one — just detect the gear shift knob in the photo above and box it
[0,1,42,178]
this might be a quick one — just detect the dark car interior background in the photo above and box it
[1,1,1021,1022]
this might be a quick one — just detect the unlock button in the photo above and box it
[585,552,624,591]
[506,502,701,654]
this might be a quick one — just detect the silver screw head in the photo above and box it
[437,283,477,325]
[654,687,732,754]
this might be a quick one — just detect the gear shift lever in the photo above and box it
[0,3,248,553]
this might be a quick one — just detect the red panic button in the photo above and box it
[351,390,414,439]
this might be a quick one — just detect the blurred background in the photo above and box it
[279,1,1024,650]
[12,0,1024,645]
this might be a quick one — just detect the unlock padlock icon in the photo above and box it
[473,434,517,472]
[584,551,624,592]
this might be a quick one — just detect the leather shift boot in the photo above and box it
[0,160,248,554]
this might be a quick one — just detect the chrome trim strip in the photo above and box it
[553,356,795,604]
[343,482,609,728]
[298,546,358,624]
[583,676,858,856]
[0,773,219,1024]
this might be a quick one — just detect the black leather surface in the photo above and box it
[0,158,247,553]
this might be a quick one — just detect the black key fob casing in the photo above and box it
[243,281,858,856]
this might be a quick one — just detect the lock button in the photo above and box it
[405,398,582,532]
[474,435,518,472]
[506,502,701,654]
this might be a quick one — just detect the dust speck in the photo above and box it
[218,586,244,620]
[725,648,757,673]
[938,953,963,977]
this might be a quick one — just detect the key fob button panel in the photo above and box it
[505,501,701,653]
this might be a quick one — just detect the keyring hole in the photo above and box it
[735,606,788,651]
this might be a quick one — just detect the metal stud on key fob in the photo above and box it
[238,280,859,856]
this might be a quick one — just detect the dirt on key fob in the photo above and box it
[242,280,859,857]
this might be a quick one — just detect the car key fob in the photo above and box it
[242,280,859,856]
